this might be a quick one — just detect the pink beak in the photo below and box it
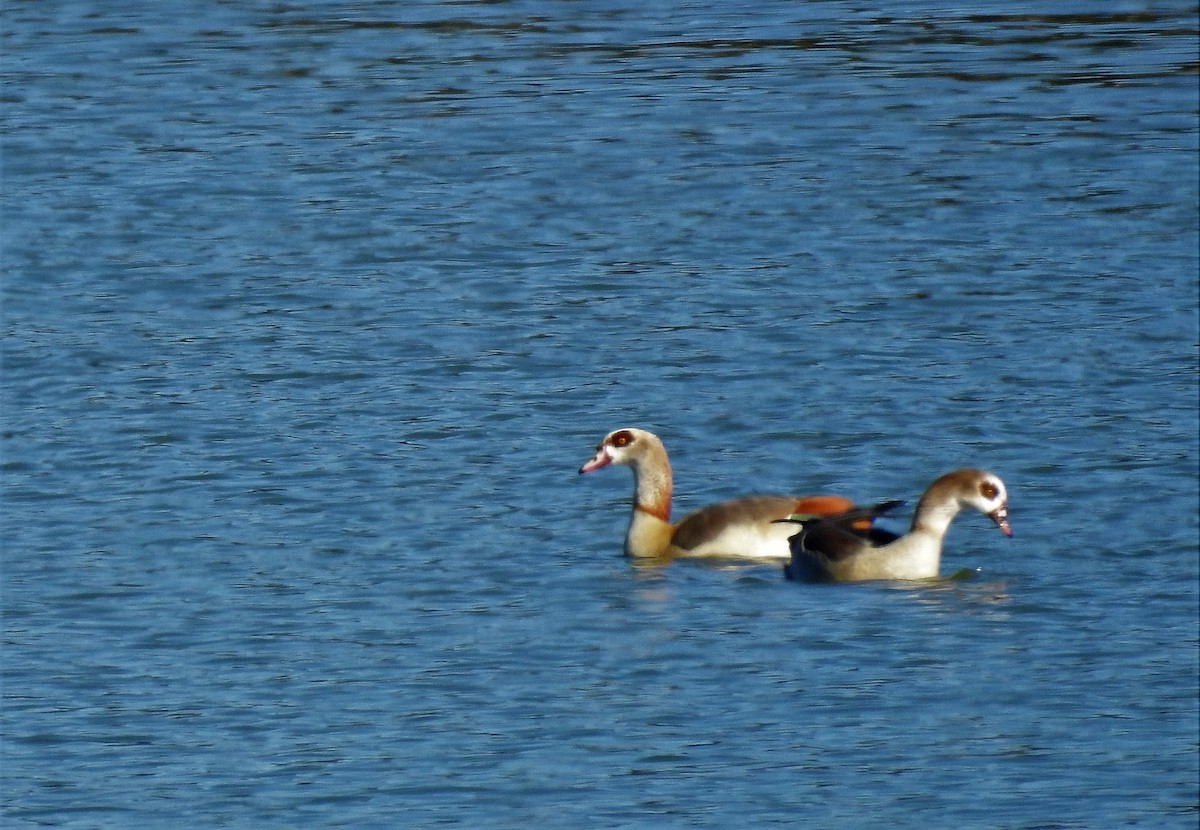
[579,447,612,474]
[989,505,1013,538]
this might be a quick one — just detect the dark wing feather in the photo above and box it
[783,499,903,581]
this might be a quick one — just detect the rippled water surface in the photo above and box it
[3,2,1198,827]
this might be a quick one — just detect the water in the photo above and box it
[3,2,1198,827]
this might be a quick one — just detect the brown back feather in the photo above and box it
[670,496,798,551]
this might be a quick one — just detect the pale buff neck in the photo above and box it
[910,478,964,540]
[629,438,673,523]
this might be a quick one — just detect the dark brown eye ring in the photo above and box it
[612,430,634,447]
[980,481,999,500]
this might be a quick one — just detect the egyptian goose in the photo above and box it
[781,468,1012,582]
[579,427,859,560]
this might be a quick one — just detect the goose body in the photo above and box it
[783,468,1012,582]
[579,428,857,560]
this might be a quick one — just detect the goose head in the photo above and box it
[938,468,1012,537]
[579,428,657,474]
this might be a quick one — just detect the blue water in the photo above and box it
[3,2,1198,827]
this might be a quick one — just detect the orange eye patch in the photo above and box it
[611,430,634,447]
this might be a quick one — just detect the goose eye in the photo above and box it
[980,481,999,500]
[612,430,634,447]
